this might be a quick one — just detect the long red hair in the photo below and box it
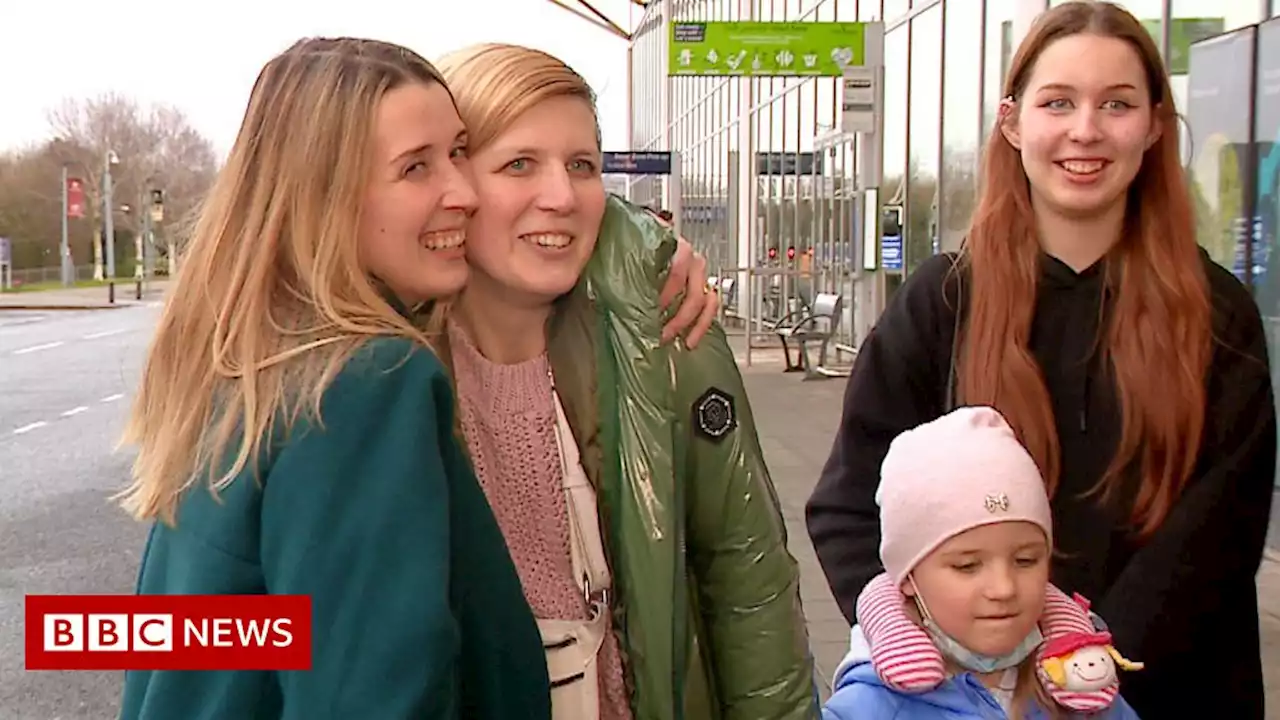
[957,1,1212,537]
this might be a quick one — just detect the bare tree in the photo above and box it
[0,143,97,273]
[42,93,218,278]
[143,106,218,273]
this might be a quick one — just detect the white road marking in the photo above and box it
[83,329,125,340]
[13,421,48,435]
[100,393,124,403]
[0,315,48,328]
[62,406,89,417]
[12,341,64,355]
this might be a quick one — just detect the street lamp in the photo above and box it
[59,165,77,286]
[137,179,162,293]
[103,150,120,282]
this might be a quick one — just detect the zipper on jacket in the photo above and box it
[1078,356,1093,433]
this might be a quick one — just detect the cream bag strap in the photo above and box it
[537,387,613,720]
[552,391,612,606]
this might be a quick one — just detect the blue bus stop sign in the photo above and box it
[881,234,903,271]
[602,152,673,175]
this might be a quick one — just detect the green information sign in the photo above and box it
[669,22,867,77]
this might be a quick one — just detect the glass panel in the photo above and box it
[1185,27,1256,278]
[1046,0,1163,58]
[941,0,984,253]
[885,0,910,20]
[882,25,910,274]
[908,5,943,271]
[1171,1,1268,166]
[983,0,1017,148]
[1254,17,1280,492]
[1171,0,1266,45]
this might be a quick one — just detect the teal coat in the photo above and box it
[118,339,550,719]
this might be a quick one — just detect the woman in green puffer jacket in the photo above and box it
[430,42,819,720]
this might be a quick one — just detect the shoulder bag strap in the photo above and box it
[551,389,612,611]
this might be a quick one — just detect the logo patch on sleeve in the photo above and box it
[693,388,736,442]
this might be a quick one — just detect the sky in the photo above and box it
[2,0,1264,163]
[0,0,636,159]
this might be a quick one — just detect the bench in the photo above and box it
[712,276,739,323]
[772,292,849,380]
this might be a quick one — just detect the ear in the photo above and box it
[900,579,916,597]
[998,97,1022,150]
[1145,104,1164,150]
[1146,102,1167,149]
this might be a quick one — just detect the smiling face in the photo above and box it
[1061,646,1118,691]
[906,521,1050,658]
[463,94,606,307]
[357,82,478,305]
[1001,33,1161,221]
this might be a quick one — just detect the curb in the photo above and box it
[0,304,128,312]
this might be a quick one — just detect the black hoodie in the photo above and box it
[805,249,1276,719]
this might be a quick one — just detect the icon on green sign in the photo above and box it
[668,21,867,77]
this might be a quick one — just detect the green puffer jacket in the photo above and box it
[544,196,819,720]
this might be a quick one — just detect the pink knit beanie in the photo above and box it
[876,406,1054,586]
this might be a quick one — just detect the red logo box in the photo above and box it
[25,594,311,671]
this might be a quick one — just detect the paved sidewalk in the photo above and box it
[0,281,168,310]
[738,344,1280,714]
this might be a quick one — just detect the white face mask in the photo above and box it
[909,575,1043,674]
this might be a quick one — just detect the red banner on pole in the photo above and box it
[66,178,85,219]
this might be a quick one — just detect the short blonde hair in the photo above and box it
[435,43,599,153]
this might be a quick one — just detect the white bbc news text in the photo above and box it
[43,614,294,651]
[44,614,173,651]
[183,618,294,648]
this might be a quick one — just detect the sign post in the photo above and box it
[601,151,683,239]
[602,151,673,175]
[880,235,903,271]
[62,169,85,287]
[0,236,11,290]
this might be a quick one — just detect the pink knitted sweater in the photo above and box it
[447,321,632,719]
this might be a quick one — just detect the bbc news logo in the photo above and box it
[25,594,311,671]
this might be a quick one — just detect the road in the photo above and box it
[1,304,160,720]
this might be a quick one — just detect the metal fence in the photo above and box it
[629,0,869,357]
[7,265,100,287]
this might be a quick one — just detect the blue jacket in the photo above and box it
[822,627,1142,720]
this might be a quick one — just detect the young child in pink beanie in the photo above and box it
[821,406,1143,719]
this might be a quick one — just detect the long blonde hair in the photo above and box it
[117,38,450,525]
